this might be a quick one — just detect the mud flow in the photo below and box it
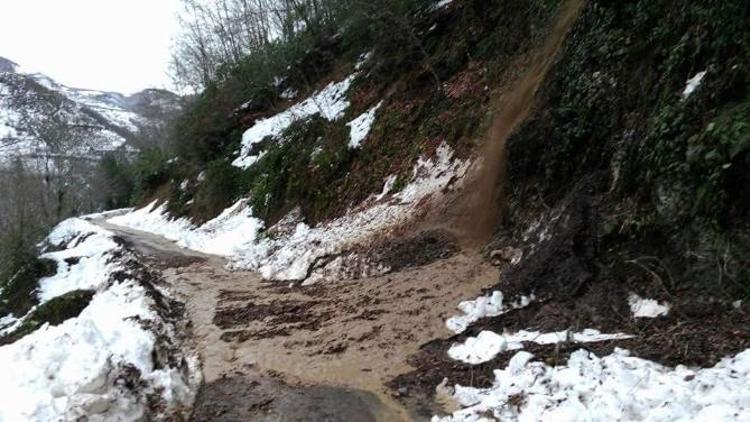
[452,0,585,246]
[100,220,499,421]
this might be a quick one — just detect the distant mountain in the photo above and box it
[0,56,182,165]
[0,57,17,73]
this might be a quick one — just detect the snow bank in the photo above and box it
[446,291,534,334]
[435,347,750,421]
[448,329,632,364]
[109,199,263,257]
[233,73,357,169]
[111,143,469,283]
[0,218,198,421]
[37,220,121,302]
[231,142,469,282]
[628,293,670,318]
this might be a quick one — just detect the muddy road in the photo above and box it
[94,219,499,421]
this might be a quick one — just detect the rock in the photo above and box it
[489,247,523,267]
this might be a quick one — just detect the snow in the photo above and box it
[683,70,707,99]
[0,71,132,170]
[37,221,121,303]
[0,218,197,421]
[0,281,190,421]
[433,0,454,10]
[347,101,383,148]
[446,291,534,334]
[29,73,144,133]
[280,87,298,100]
[109,199,264,257]
[376,175,398,201]
[435,347,750,422]
[111,143,469,283]
[232,73,358,169]
[628,293,670,318]
[448,329,632,364]
[355,52,374,71]
[0,314,21,337]
[232,142,469,282]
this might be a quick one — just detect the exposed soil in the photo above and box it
[372,229,460,272]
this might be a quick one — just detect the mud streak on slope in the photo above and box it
[455,0,585,245]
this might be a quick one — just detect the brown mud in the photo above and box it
[451,0,586,247]
[97,219,500,421]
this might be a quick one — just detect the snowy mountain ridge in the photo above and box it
[0,56,182,163]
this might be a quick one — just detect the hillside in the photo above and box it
[0,56,182,165]
[1,0,749,420]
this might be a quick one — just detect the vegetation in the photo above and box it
[141,0,562,226]
[506,0,750,298]
[0,289,94,346]
[0,257,57,318]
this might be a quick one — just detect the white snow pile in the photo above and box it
[235,142,468,282]
[347,101,383,148]
[109,199,263,257]
[233,73,358,169]
[448,329,632,365]
[435,347,750,422]
[682,70,707,99]
[0,218,198,421]
[446,291,534,334]
[37,219,121,302]
[110,143,469,283]
[629,293,670,318]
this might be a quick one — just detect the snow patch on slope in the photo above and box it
[682,70,707,99]
[628,293,670,318]
[233,73,357,169]
[435,348,750,422]
[347,101,383,148]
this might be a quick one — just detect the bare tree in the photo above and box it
[169,0,343,91]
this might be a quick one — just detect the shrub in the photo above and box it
[130,148,172,204]
[0,255,57,319]
[96,153,135,209]
[0,289,94,345]
[191,159,251,222]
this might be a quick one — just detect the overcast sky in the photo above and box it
[0,0,182,94]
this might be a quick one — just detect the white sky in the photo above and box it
[0,0,182,95]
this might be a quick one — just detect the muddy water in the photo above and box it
[97,220,499,421]
[454,0,585,246]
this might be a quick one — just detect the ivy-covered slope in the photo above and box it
[505,0,750,299]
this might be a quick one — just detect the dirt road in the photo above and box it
[95,219,499,421]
